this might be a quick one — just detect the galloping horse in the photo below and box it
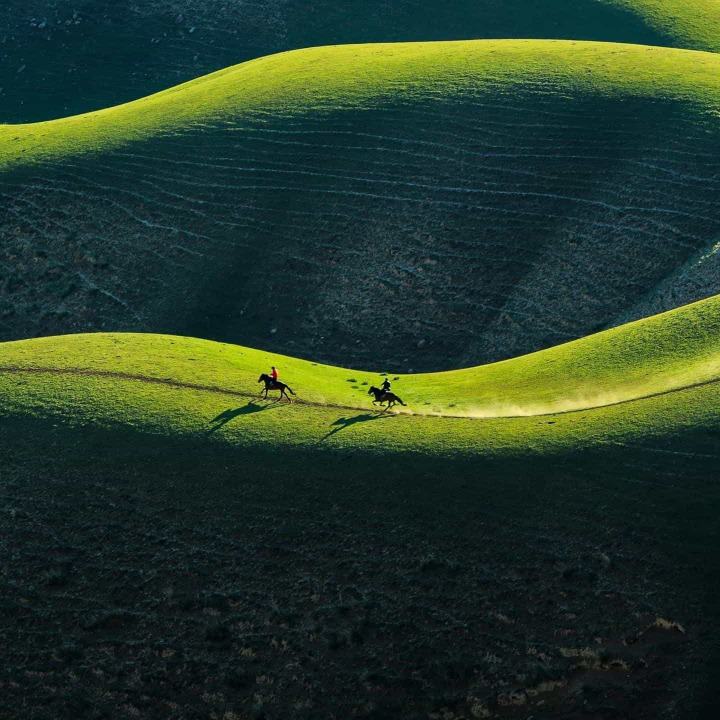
[258,373,296,402]
[368,386,406,409]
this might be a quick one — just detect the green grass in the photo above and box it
[4,39,720,172]
[603,0,720,52]
[2,291,720,461]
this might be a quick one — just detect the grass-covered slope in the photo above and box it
[5,40,720,169]
[0,0,693,125]
[3,40,720,371]
[603,0,720,52]
[2,292,720,460]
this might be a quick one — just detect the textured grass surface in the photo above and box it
[2,415,714,720]
[3,292,720,719]
[4,39,720,171]
[2,292,720,459]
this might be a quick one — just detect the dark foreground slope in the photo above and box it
[1,419,718,720]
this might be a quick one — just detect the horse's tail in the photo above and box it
[396,396,406,406]
[286,385,296,396]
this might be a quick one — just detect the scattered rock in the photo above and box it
[17,65,25,74]
[497,690,527,707]
[38,21,46,29]
[270,327,277,334]
[175,13,185,24]
[651,618,685,633]
[417,338,426,348]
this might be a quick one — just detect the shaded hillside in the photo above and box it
[2,423,716,720]
[3,41,720,370]
[0,0,671,124]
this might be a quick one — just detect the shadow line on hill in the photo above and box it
[208,401,281,434]
[318,412,394,443]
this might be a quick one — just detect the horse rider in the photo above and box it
[270,366,279,386]
[381,377,391,394]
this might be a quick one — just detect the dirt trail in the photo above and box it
[1,366,719,420]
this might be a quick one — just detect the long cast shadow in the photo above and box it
[208,401,279,434]
[318,412,393,443]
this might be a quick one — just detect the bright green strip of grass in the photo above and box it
[602,0,720,52]
[1,293,719,458]
[3,39,720,171]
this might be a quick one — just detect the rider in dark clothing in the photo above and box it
[381,378,392,394]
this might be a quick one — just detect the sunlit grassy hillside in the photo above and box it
[4,40,720,170]
[603,0,720,52]
[2,292,720,460]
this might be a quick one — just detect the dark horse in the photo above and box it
[368,386,406,409]
[258,374,296,402]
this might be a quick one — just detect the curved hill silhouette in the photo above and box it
[3,40,720,370]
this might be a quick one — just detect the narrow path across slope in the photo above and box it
[2,366,719,420]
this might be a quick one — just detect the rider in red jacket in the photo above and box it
[271,366,278,383]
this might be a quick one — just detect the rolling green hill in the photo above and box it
[0,0,707,125]
[3,40,720,371]
[5,39,720,169]
[2,290,720,458]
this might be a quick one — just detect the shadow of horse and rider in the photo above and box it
[209,372,407,436]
